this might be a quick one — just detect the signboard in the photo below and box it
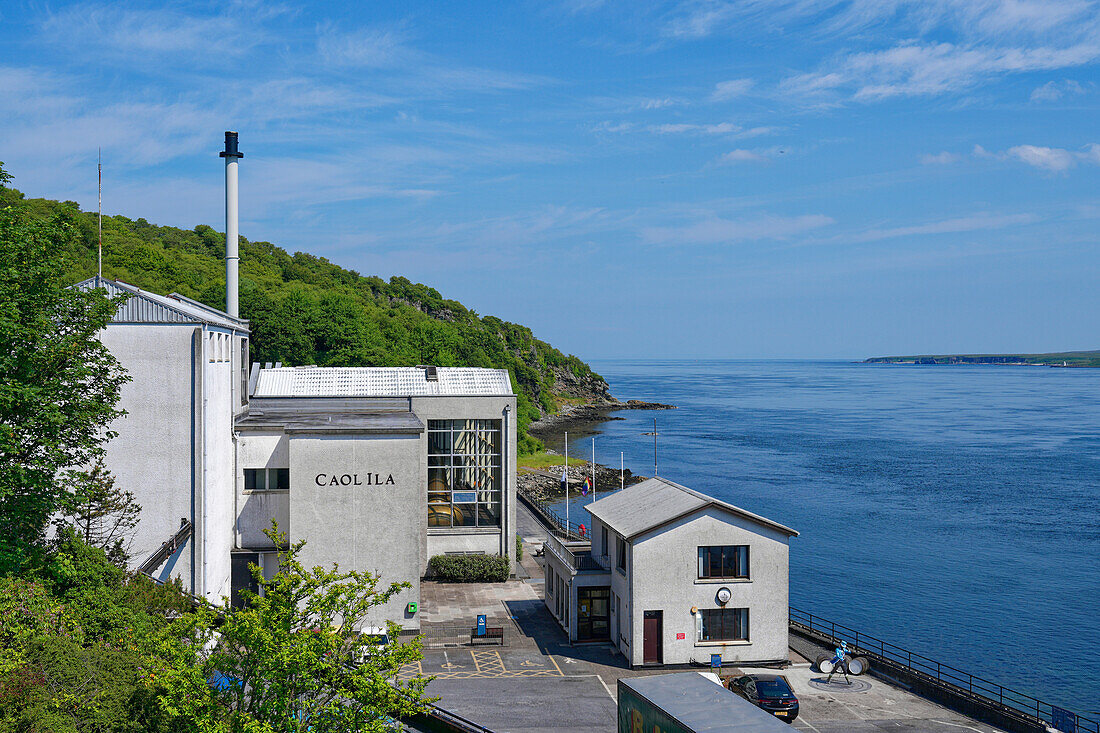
[477,614,487,637]
[1052,707,1077,733]
[676,633,686,640]
[710,654,722,668]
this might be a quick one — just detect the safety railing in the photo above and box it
[790,606,1097,733]
[419,624,506,649]
[516,488,587,541]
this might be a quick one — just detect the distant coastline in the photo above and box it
[863,349,1100,367]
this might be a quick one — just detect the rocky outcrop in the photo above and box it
[518,461,645,503]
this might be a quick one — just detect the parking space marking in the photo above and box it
[401,650,567,680]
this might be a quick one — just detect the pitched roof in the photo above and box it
[74,276,248,332]
[252,366,513,398]
[586,476,798,540]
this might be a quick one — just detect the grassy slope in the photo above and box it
[1,184,608,451]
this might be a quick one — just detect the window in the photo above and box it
[240,338,249,405]
[698,608,749,642]
[601,526,608,558]
[698,545,749,579]
[427,419,502,528]
[244,468,289,492]
[616,536,627,572]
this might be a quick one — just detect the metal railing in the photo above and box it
[543,533,606,573]
[517,488,587,541]
[419,624,506,649]
[790,606,1097,733]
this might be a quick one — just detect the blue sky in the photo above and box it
[2,0,1099,359]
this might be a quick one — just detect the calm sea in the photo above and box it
[552,359,1100,705]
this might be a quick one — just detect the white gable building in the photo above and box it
[543,477,797,667]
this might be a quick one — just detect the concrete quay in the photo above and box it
[405,501,1008,733]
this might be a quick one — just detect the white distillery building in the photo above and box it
[543,477,797,667]
[77,276,517,629]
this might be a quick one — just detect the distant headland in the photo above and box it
[863,350,1100,367]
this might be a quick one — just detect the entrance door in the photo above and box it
[577,586,610,641]
[643,610,662,664]
[230,552,259,609]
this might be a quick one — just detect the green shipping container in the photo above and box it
[618,673,792,733]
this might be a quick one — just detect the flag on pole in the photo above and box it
[581,477,590,497]
[560,467,568,493]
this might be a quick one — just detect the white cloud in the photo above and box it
[921,151,961,164]
[317,25,413,68]
[641,213,834,244]
[850,212,1039,242]
[650,122,740,134]
[711,78,754,100]
[971,142,1100,171]
[39,3,273,59]
[1029,79,1088,101]
[719,149,768,163]
[1007,144,1078,171]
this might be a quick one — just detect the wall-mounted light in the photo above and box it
[716,587,731,605]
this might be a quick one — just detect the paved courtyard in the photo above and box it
[407,503,1007,733]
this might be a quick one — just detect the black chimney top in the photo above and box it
[219,131,243,159]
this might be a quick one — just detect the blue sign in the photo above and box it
[477,614,487,637]
[1052,707,1076,733]
[711,654,722,668]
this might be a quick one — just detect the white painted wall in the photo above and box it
[101,323,199,589]
[629,507,792,667]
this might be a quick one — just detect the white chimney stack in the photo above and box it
[220,131,243,318]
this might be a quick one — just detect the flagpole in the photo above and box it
[591,437,596,507]
[97,148,102,279]
[620,452,624,492]
[564,432,569,533]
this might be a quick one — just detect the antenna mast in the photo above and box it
[97,148,102,279]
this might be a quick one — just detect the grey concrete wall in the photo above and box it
[426,530,500,557]
[234,431,290,548]
[288,434,422,630]
[629,507,791,667]
[101,324,200,590]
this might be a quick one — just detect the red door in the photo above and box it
[643,610,662,664]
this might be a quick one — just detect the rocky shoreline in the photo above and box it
[528,398,675,436]
[517,458,647,503]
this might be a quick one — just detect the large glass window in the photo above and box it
[427,419,502,528]
[698,608,749,642]
[244,468,289,492]
[698,545,749,579]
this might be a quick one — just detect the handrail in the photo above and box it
[516,487,588,541]
[136,517,193,575]
[789,606,1097,733]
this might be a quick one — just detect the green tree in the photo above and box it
[0,200,130,573]
[160,525,433,732]
[58,462,141,566]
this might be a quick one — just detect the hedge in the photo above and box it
[428,554,510,583]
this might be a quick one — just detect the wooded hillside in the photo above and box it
[0,172,610,452]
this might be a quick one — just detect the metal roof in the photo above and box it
[587,477,798,540]
[619,673,793,732]
[74,276,248,332]
[252,366,513,398]
[235,409,424,434]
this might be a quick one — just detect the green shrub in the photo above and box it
[428,555,509,583]
[515,534,523,561]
